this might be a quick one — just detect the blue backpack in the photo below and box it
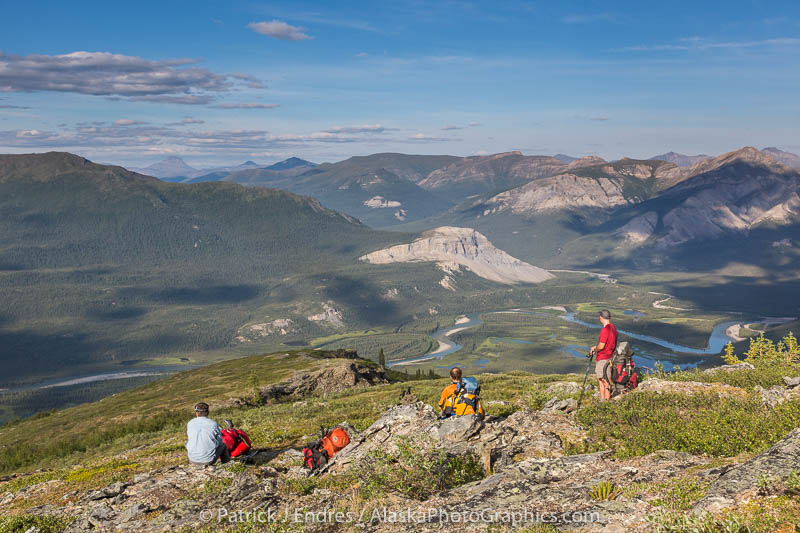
[452,377,484,418]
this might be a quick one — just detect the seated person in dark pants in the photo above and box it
[186,402,230,465]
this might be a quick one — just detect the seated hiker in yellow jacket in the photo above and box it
[438,367,485,419]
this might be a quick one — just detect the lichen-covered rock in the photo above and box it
[437,414,484,441]
[541,397,578,413]
[783,376,800,388]
[544,381,588,395]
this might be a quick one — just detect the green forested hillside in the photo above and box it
[0,153,410,385]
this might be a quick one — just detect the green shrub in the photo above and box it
[646,359,800,390]
[0,515,71,533]
[784,470,800,496]
[575,392,800,457]
[357,437,484,501]
[650,478,710,510]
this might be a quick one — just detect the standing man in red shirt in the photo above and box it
[590,310,617,401]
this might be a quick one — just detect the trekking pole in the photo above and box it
[577,352,595,409]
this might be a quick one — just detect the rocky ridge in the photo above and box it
[11,364,800,532]
[614,147,800,246]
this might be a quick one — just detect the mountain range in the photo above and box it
[129,156,316,182]
[2,146,799,386]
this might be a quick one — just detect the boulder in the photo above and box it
[84,481,129,501]
[783,376,800,388]
[541,398,577,413]
[437,415,484,441]
[755,384,800,408]
[544,381,586,395]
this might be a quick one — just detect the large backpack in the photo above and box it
[451,377,485,419]
[610,341,639,396]
[302,426,351,471]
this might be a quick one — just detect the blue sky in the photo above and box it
[1,0,799,167]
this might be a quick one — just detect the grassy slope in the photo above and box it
[1,345,799,532]
[0,153,419,385]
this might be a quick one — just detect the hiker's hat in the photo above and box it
[598,309,611,319]
[194,402,209,412]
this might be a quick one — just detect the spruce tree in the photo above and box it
[378,348,386,369]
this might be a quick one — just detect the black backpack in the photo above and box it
[302,440,328,470]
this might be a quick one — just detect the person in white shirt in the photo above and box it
[186,402,230,465]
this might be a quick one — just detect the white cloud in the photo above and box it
[167,117,205,126]
[407,133,450,142]
[210,103,280,109]
[468,121,483,127]
[247,20,312,41]
[230,72,267,89]
[0,51,244,105]
[113,119,147,126]
[620,37,800,52]
[323,124,395,134]
[441,125,464,131]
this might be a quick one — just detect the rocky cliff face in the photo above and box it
[360,226,553,285]
[474,158,673,215]
[481,173,631,214]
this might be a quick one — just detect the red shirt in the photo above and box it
[597,323,618,360]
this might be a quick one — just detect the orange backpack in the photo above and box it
[320,427,350,458]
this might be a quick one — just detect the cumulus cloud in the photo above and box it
[210,103,280,109]
[0,51,263,105]
[247,20,312,41]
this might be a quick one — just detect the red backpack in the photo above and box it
[610,341,639,395]
[222,428,252,457]
[302,426,351,471]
